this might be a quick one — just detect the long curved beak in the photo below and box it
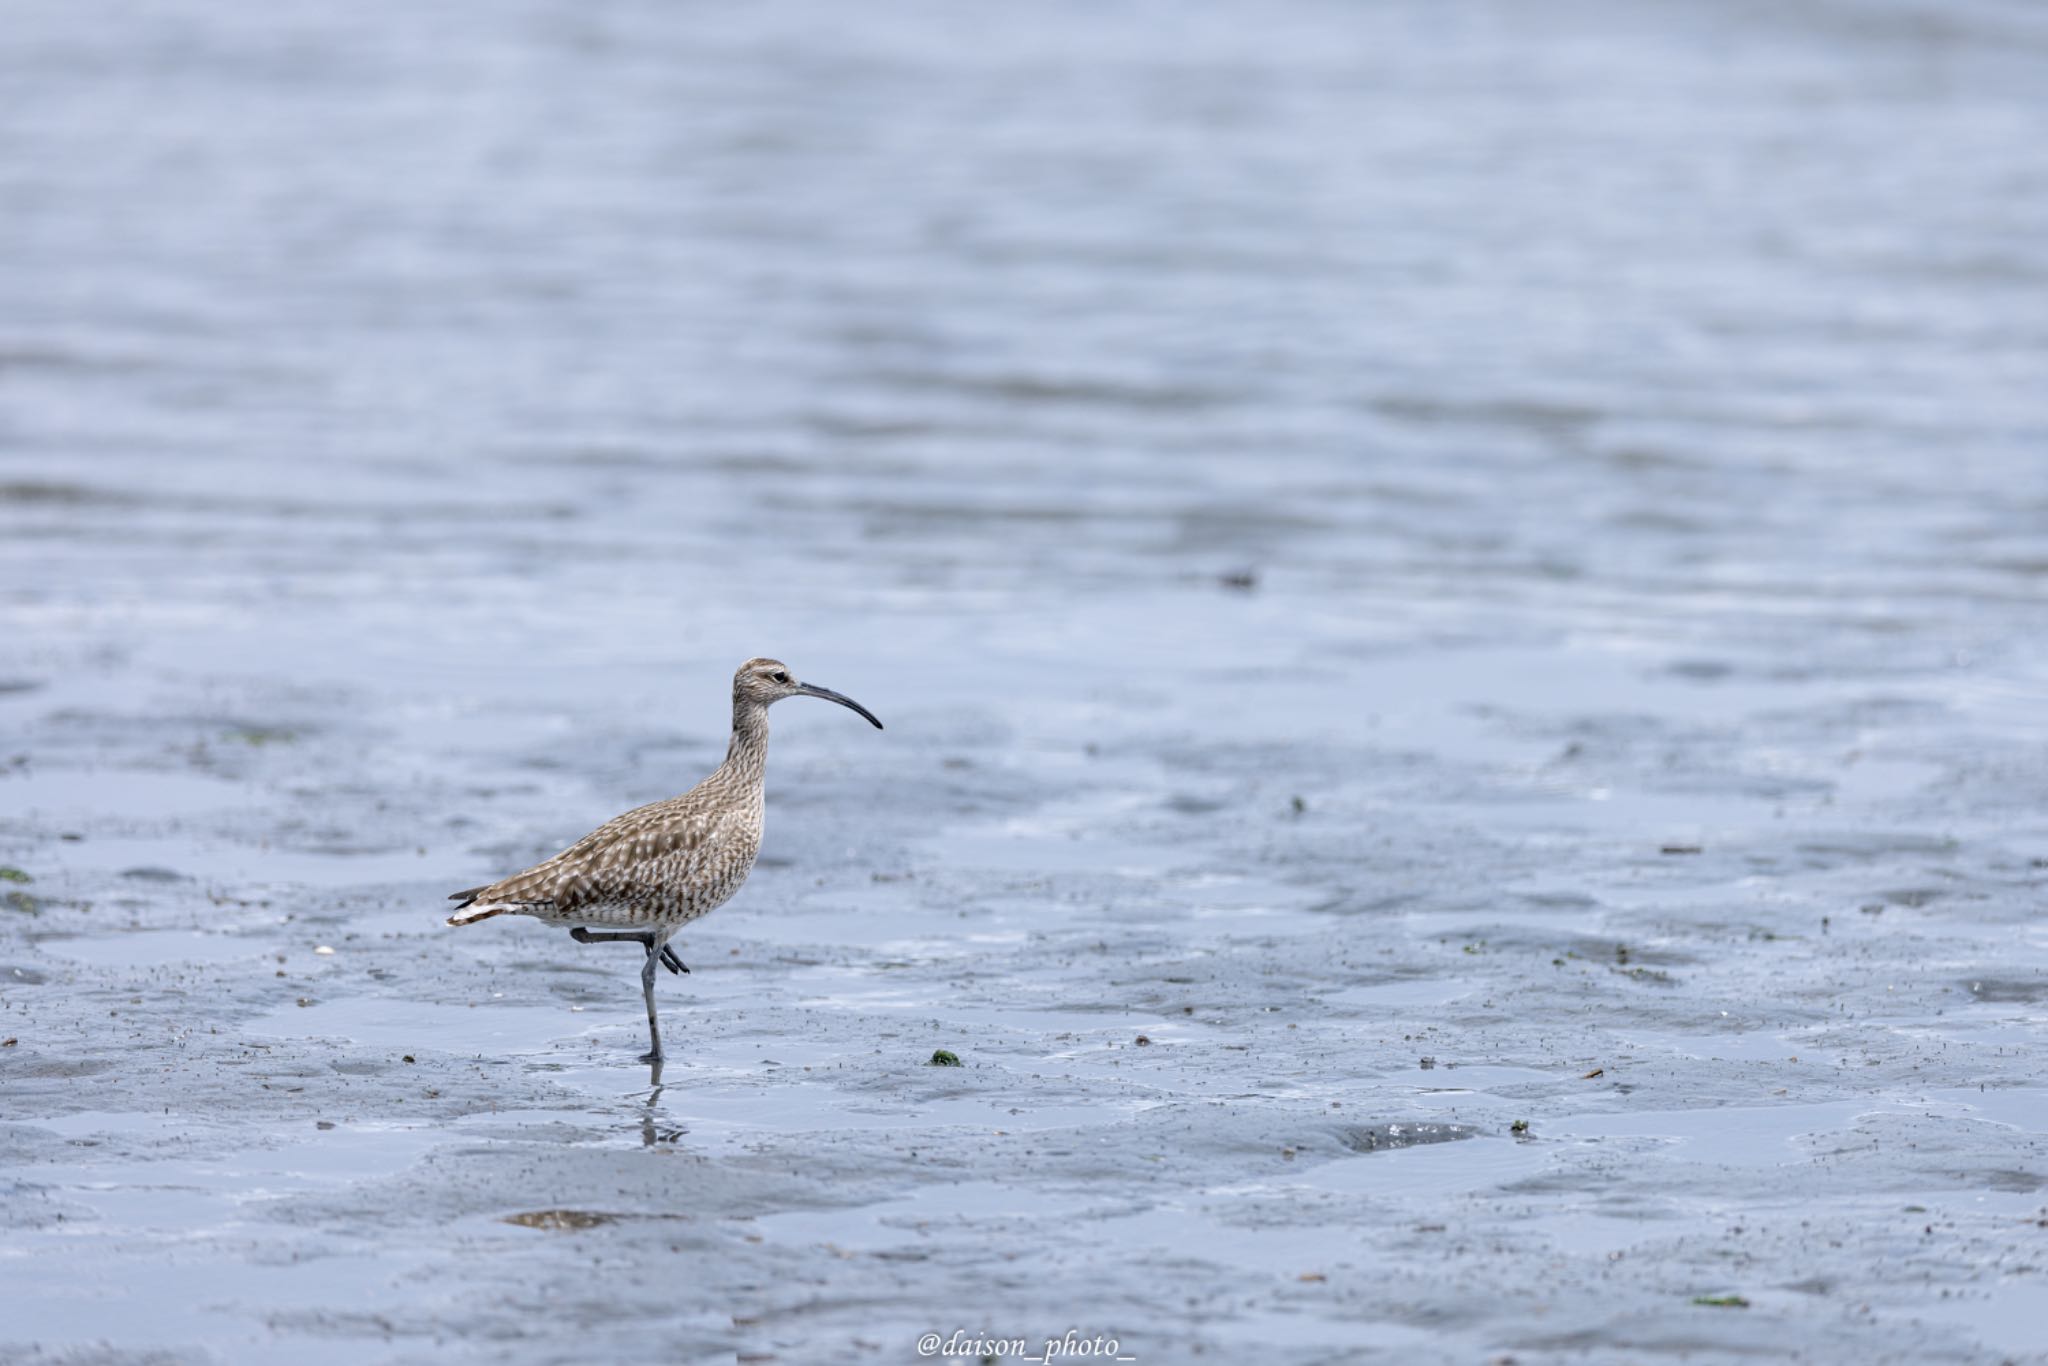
[797,682,883,730]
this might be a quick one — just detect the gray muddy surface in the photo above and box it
[4,2,2048,1363]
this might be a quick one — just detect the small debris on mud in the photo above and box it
[505,1210,622,1232]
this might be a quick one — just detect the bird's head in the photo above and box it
[733,658,883,728]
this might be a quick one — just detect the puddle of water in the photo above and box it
[1540,1209,1685,1259]
[1618,1028,1800,1064]
[2,1245,431,1366]
[32,1121,447,1213]
[1548,1101,1880,1167]
[1917,1086,2048,1134]
[9,1113,452,1363]
[1299,1134,1544,1196]
[246,995,599,1053]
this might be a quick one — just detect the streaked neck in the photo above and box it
[724,697,770,777]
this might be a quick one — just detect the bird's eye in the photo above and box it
[771,671,790,684]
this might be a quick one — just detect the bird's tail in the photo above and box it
[447,886,504,927]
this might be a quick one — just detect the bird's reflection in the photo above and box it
[638,1061,688,1147]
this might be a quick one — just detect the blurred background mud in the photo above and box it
[3,2,2047,1361]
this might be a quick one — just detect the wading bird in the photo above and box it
[447,658,883,1062]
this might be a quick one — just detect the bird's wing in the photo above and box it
[463,798,730,914]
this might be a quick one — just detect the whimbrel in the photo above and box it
[447,658,882,1062]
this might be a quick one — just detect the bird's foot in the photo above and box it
[569,926,594,944]
[660,947,688,975]
[638,1049,664,1065]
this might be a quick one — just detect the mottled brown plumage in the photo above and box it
[446,658,882,1062]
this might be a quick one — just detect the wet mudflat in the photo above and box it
[5,1,2048,1363]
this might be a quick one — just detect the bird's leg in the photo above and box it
[570,926,646,946]
[569,926,686,976]
[566,928,677,1060]
[638,941,663,1064]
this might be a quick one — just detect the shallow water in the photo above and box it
[5,0,2048,1362]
